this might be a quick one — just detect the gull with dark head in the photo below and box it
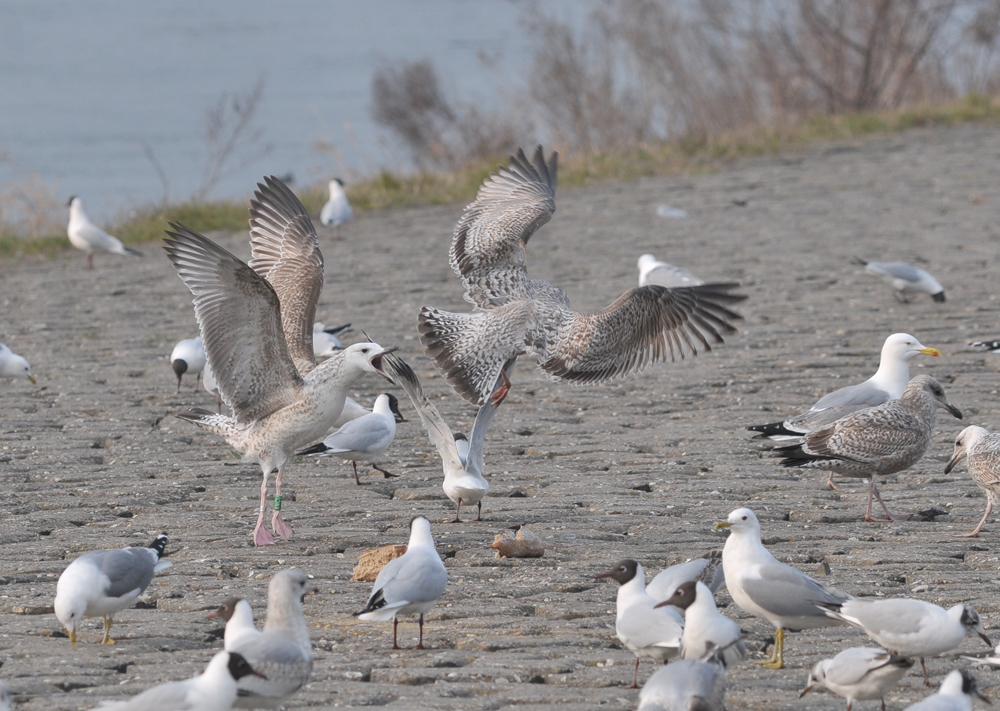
[170,336,206,393]
[67,196,141,269]
[419,147,746,406]
[902,670,989,711]
[319,178,352,229]
[164,176,395,545]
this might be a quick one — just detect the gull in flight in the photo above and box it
[419,147,746,406]
[67,196,141,269]
[164,176,395,545]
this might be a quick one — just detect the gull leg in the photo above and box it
[955,500,992,538]
[870,480,911,522]
[392,617,401,650]
[629,657,641,689]
[477,501,482,521]
[215,393,222,413]
[489,369,511,407]
[417,613,426,650]
[920,657,931,686]
[253,472,275,546]
[352,460,369,486]
[175,375,182,394]
[101,615,115,644]
[87,252,94,270]
[271,465,295,541]
[452,499,463,524]
[826,472,839,490]
[372,463,398,479]
[756,628,784,669]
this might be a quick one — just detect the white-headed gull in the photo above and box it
[0,343,35,384]
[67,196,141,269]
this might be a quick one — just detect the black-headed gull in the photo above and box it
[67,196,141,269]
[319,178,352,228]
[655,580,745,667]
[800,647,913,711]
[902,669,989,710]
[857,259,945,303]
[170,337,206,393]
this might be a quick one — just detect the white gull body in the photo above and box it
[637,253,704,288]
[312,322,351,358]
[207,597,260,651]
[636,656,726,711]
[902,670,989,711]
[319,178,352,227]
[170,336,206,393]
[859,259,945,302]
[800,647,913,711]
[67,196,141,269]
[657,580,745,667]
[0,343,35,384]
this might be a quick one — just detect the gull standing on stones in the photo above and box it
[319,178,352,228]
[170,337,206,393]
[418,147,746,406]
[55,534,171,646]
[67,196,141,270]
[596,559,684,688]
[92,650,264,711]
[945,425,1000,537]
[646,550,726,603]
[383,353,510,521]
[0,343,35,384]
[636,652,727,711]
[715,508,849,669]
[637,254,704,288]
[776,374,962,521]
[297,393,404,485]
[356,516,448,650]
[655,581,745,667]
[799,647,913,711]
[221,570,316,709]
[902,670,990,711]
[818,598,991,685]
[163,176,396,545]
[856,259,945,303]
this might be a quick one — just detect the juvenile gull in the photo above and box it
[596,559,684,688]
[220,570,316,709]
[636,653,727,711]
[55,534,171,646]
[163,176,395,545]
[775,374,962,521]
[818,598,991,685]
[384,353,510,521]
[646,550,725,603]
[67,196,141,270]
[637,253,704,288]
[93,650,264,711]
[297,393,404,485]
[419,146,746,406]
[800,647,913,711]
[857,259,945,303]
[313,322,351,358]
[170,336,205,393]
[356,516,448,649]
[319,178,352,228]
[715,508,849,669]
[902,670,989,711]
[0,343,35,384]
[945,425,1000,537]
[655,580,745,667]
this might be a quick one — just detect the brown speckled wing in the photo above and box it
[539,283,745,384]
[449,147,557,308]
[164,223,303,423]
[248,176,324,375]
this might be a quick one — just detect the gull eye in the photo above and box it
[741,515,748,520]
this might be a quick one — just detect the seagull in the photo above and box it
[163,176,396,546]
[800,647,913,711]
[418,147,746,406]
[319,178,352,228]
[170,337,206,393]
[961,641,1000,667]
[637,254,704,288]
[383,353,510,522]
[220,570,316,709]
[945,425,1000,537]
[775,374,962,521]
[454,433,470,467]
[972,340,1000,353]
[67,196,141,270]
[655,581,745,667]
[312,322,351,358]
[207,597,259,650]
[636,652,727,711]
[0,343,35,384]
[901,669,989,710]
[646,550,726,603]
[715,508,849,669]
[818,598,991,686]
[54,534,171,646]
[296,393,404,485]
[92,650,264,711]
[596,559,684,688]
[856,259,945,303]
[356,516,448,650]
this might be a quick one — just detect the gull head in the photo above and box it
[274,569,318,605]
[946,425,990,474]
[206,596,243,622]
[7,353,35,385]
[956,604,992,647]
[883,332,939,361]
[637,254,658,271]
[905,374,962,420]
[799,659,829,699]
[383,393,406,423]
[54,592,86,647]
[940,669,989,703]
[226,651,268,682]
[715,507,760,536]
[343,342,398,382]
[653,579,697,611]
[66,195,79,209]
[595,559,641,585]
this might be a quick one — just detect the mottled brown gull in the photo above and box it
[945,425,1000,537]
[418,146,746,406]
[776,374,962,522]
[163,178,395,545]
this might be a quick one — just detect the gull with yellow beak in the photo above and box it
[0,343,35,385]
[715,508,849,669]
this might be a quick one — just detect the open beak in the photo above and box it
[27,375,36,385]
[714,521,732,530]
[369,347,398,380]
[945,450,965,475]
[920,347,940,357]
[69,628,77,647]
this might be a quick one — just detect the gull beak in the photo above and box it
[714,521,732,530]
[920,347,940,357]
[944,402,963,420]
[252,668,268,680]
[206,608,222,620]
[27,375,36,385]
[69,628,77,647]
[980,630,993,648]
[594,571,614,580]
[945,451,964,475]
[369,347,398,380]
[652,599,671,609]
[799,683,815,699]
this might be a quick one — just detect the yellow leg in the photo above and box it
[101,615,115,644]
[760,628,784,669]
[69,627,78,647]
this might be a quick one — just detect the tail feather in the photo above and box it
[147,533,168,559]
[123,246,143,257]
[773,442,831,468]
[746,420,804,440]
[297,442,330,456]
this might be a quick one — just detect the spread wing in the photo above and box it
[449,146,557,308]
[248,176,325,375]
[540,283,746,384]
[164,224,303,423]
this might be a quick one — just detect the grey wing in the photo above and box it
[619,608,682,651]
[164,224,303,423]
[824,648,894,687]
[539,284,745,384]
[647,559,708,601]
[740,564,846,620]
[467,358,515,477]
[95,548,156,599]
[866,261,923,283]
[372,550,447,606]
[810,380,891,412]
[248,176,325,375]
[838,600,936,637]
[323,416,393,456]
[234,633,312,699]
[95,680,195,710]
[449,147,557,307]
[643,264,704,288]
[77,223,125,252]
[381,353,464,474]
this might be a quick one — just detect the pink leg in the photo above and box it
[416,614,426,650]
[451,499,463,523]
[865,479,911,522]
[253,472,275,546]
[629,657,640,689]
[489,369,511,407]
[955,500,992,538]
[271,465,295,541]
[87,252,94,270]
[826,472,839,490]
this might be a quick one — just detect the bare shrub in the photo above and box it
[0,160,63,239]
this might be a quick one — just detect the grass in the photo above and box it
[3,94,999,260]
